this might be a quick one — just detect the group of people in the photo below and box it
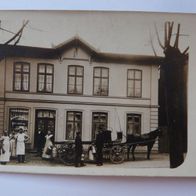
[0,128,30,165]
[0,128,55,165]
[74,126,105,167]
[0,126,106,167]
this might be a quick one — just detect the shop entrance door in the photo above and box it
[34,109,56,149]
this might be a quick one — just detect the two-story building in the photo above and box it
[0,37,163,150]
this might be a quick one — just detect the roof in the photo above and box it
[0,36,164,65]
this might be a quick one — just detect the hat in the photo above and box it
[76,132,81,135]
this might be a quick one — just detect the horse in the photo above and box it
[126,128,162,161]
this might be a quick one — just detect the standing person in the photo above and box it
[37,129,45,157]
[0,132,10,165]
[9,130,16,159]
[16,128,30,163]
[88,143,96,162]
[42,130,53,159]
[74,132,85,167]
[95,128,104,166]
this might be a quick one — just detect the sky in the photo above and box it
[0,11,191,56]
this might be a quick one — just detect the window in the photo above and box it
[9,108,29,133]
[93,67,109,96]
[37,63,54,93]
[92,112,108,140]
[66,111,82,140]
[127,114,141,135]
[67,65,84,94]
[127,69,142,97]
[13,62,30,91]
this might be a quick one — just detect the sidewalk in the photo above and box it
[8,152,170,168]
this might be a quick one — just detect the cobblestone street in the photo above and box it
[7,152,170,168]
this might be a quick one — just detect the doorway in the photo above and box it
[34,109,56,149]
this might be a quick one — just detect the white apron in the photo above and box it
[16,133,26,155]
[42,134,53,159]
[0,136,10,162]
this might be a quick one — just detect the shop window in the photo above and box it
[66,111,82,140]
[127,113,141,135]
[92,112,108,140]
[9,108,29,133]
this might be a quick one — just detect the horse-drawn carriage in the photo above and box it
[51,128,161,165]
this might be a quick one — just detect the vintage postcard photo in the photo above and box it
[0,10,194,176]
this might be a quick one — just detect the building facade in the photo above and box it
[0,37,162,150]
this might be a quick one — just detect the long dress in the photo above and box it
[42,134,53,159]
[88,145,96,161]
[0,136,10,163]
[10,134,16,158]
[16,133,28,155]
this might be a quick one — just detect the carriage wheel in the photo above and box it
[109,145,125,164]
[58,143,75,166]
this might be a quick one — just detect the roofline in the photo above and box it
[0,37,164,65]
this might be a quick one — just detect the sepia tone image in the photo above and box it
[0,11,191,176]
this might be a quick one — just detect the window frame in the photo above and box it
[126,113,141,136]
[127,69,142,98]
[66,111,82,140]
[67,65,84,95]
[92,112,108,140]
[37,63,54,93]
[9,108,30,133]
[93,67,109,96]
[13,62,30,92]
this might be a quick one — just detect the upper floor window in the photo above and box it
[67,65,84,94]
[127,113,141,135]
[37,63,54,93]
[127,69,142,97]
[93,67,109,96]
[13,62,30,91]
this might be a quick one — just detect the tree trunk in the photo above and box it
[161,46,187,168]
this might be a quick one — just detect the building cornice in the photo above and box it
[5,91,151,101]
[5,97,159,108]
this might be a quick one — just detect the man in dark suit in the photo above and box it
[75,132,85,167]
[95,127,104,166]
[37,129,45,156]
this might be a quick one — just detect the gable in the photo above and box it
[60,46,91,60]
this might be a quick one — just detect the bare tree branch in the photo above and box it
[167,21,174,47]
[4,20,29,45]
[182,46,189,55]
[149,31,157,56]
[0,26,16,35]
[14,31,22,45]
[164,22,168,48]
[174,23,180,48]
[154,23,164,49]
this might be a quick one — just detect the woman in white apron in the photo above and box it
[88,144,96,162]
[42,131,53,159]
[0,132,10,165]
[16,129,29,163]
